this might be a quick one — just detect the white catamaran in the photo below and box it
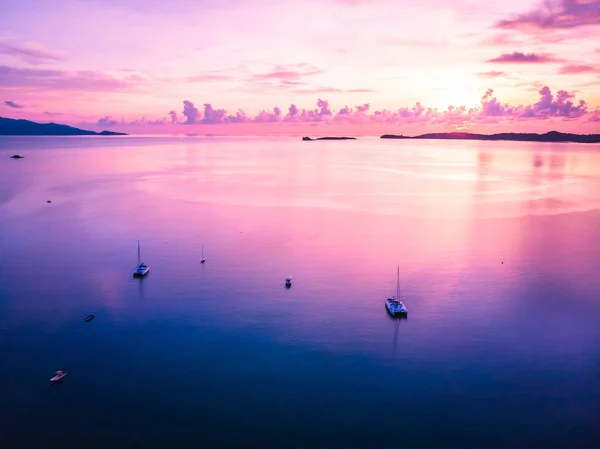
[385,266,407,317]
[133,240,150,277]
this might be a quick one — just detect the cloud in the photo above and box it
[487,52,558,63]
[186,72,233,83]
[558,63,598,74]
[166,87,590,128]
[182,100,200,124]
[93,116,167,127]
[254,106,282,123]
[252,64,324,81]
[496,0,600,32]
[0,65,135,92]
[169,110,178,124]
[0,39,62,64]
[477,71,507,78]
[201,103,228,124]
[292,87,376,94]
[98,116,119,127]
[44,111,64,116]
[4,100,23,108]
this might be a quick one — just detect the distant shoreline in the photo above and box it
[302,136,357,141]
[0,117,127,136]
[381,131,600,144]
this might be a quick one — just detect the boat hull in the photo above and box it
[50,373,67,383]
[133,267,150,277]
[385,302,407,317]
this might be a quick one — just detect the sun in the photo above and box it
[429,84,483,111]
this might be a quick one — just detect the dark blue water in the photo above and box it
[1,136,599,448]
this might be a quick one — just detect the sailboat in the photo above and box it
[385,266,407,317]
[133,240,150,277]
[201,244,206,264]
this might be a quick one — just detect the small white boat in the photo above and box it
[285,276,292,288]
[50,370,67,383]
[385,266,407,317]
[133,240,150,277]
[201,244,206,264]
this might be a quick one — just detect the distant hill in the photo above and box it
[0,117,127,136]
[381,131,600,144]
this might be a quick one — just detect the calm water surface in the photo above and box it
[1,136,599,448]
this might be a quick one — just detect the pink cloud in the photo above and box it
[496,0,600,32]
[558,63,598,74]
[487,52,558,63]
[186,72,233,82]
[252,64,323,81]
[477,71,507,78]
[292,87,376,94]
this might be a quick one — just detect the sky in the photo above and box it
[1,0,599,135]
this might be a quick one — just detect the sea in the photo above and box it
[1,135,599,449]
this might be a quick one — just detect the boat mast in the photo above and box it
[202,244,204,258]
[396,265,400,299]
[137,240,141,265]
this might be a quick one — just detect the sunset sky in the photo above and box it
[1,0,599,135]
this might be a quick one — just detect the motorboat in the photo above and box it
[133,240,150,277]
[385,266,408,317]
[285,276,292,288]
[50,370,67,383]
[84,314,95,322]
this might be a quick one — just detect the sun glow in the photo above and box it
[429,85,483,112]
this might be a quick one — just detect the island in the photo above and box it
[0,117,127,136]
[380,131,600,144]
[302,136,357,141]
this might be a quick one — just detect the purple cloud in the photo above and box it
[0,39,62,64]
[98,116,119,127]
[4,100,24,108]
[558,63,598,74]
[201,104,228,124]
[487,52,558,63]
[254,106,282,123]
[0,65,134,92]
[496,0,600,32]
[165,87,590,128]
[169,110,178,124]
[182,100,200,124]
